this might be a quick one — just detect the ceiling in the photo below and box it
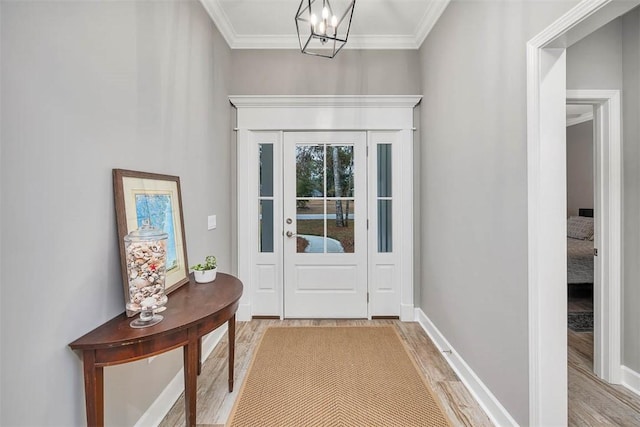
[199,1,595,128]
[566,104,593,127]
[199,0,451,50]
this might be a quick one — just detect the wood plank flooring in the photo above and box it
[159,319,493,427]
[568,289,640,426]
[158,315,640,427]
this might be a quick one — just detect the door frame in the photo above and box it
[231,95,422,322]
[527,1,636,424]
[567,90,622,384]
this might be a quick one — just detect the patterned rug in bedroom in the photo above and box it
[568,311,593,332]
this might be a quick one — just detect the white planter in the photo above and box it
[193,268,217,283]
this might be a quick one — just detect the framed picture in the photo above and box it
[113,169,189,316]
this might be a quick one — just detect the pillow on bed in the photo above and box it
[567,216,594,240]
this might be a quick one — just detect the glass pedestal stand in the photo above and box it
[130,306,163,328]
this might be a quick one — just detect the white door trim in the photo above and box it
[232,95,421,322]
[527,1,637,424]
[567,90,622,384]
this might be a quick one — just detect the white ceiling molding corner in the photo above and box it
[566,112,594,127]
[199,0,237,48]
[414,0,451,48]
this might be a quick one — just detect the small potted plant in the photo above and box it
[191,255,217,283]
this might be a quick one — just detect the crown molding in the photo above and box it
[199,0,448,50]
[230,34,420,50]
[199,0,237,48]
[566,112,594,127]
[415,0,451,47]
[229,95,423,109]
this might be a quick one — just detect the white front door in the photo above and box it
[283,132,368,318]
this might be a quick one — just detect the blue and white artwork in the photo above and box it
[135,193,178,271]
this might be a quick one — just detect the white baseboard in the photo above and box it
[133,325,228,427]
[621,365,640,396]
[414,308,518,427]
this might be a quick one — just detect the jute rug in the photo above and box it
[227,326,451,427]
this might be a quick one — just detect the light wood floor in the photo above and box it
[159,319,494,427]
[158,314,640,427]
[568,287,640,426]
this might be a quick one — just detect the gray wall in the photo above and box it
[230,49,421,95]
[622,7,640,374]
[418,1,577,424]
[0,1,232,425]
[566,8,640,374]
[566,120,594,217]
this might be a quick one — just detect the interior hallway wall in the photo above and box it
[0,1,232,425]
[621,6,640,375]
[417,1,578,424]
[566,120,594,217]
[230,49,420,95]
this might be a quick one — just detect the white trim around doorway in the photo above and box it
[231,95,422,322]
[567,89,622,384]
[527,1,638,424]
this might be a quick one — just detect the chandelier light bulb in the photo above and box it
[295,0,355,58]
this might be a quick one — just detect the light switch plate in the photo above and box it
[207,215,217,230]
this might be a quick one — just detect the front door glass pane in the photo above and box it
[296,200,323,253]
[295,143,356,254]
[327,199,354,253]
[326,145,354,197]
[296,145,324,198]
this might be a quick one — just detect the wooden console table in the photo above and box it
[69,273,243,427]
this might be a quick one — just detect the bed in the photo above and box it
[567,209,594,285]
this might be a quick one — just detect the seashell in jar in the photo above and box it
[141,296,157,308]
[132,277,150,289]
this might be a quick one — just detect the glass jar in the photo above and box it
[124,221,169,328]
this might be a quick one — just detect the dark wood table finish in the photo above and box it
[69,273,243,427]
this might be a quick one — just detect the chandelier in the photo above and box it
[295,0,356,58]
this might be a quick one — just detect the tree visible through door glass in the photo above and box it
[295,144,355,254]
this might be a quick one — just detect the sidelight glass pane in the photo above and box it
[259,144,273,197]
[326,145,354,197]
[378,200,392,252]
[296,145,324,198]
[377,144,392,198]
[327,200,354,253]
[259,200,274,253]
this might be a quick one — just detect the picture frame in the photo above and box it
[113,169,190,316]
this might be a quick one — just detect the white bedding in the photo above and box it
[567,237,594,284]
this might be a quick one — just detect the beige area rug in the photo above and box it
[227,326,451,427]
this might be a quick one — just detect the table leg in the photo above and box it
[197,337,202,376]
[183,329,199,427]
[228,314,235,392]
[82,350,104,427]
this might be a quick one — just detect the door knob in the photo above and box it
[286,231,295,238]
